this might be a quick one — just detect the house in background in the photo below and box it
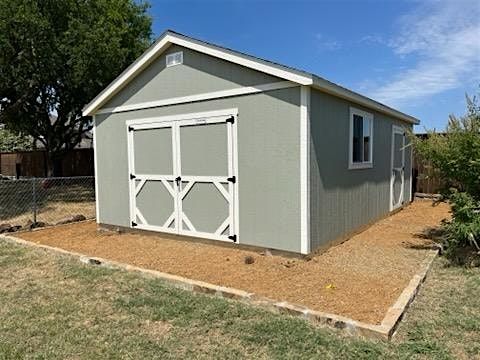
[84,30,418,254]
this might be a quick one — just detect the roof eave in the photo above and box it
[311,76,420,125]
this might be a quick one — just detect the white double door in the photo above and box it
[127,113,237,242]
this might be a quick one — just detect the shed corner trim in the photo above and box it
[300,85,311,254]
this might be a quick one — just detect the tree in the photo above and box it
[0,0,152,176]
[0,127,33,152]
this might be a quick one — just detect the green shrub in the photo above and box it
[442,192,480,264]
[0,128,33,152]
[413,90,480,265]
[414,94,480,199]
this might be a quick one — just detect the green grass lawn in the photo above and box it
[0,241,478,359]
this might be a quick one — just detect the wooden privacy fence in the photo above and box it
[412,153,443,195]
[0,149,94,178]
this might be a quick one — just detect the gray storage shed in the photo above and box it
[84,30,419,255]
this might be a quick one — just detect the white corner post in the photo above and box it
[300,86,311,254]
[92,115,100,223]
[410,133,413,203]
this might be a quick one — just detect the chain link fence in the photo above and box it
[0,176,95,231]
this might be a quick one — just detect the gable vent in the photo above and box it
[166,51,183,67]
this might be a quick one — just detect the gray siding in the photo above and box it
[103,44,280,109]
[309,89,412,251]
[96,87,302,253]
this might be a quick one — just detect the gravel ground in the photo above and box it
[17,199,450,324]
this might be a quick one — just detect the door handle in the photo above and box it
[175,176,181,186]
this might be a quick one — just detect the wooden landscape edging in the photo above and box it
[0,234,438,340]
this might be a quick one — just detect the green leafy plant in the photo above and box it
[412,90,480,265]
[442,191,480,264]
[414,94,480,198]
[0,128,33,152]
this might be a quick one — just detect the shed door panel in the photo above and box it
[181,182,229,234]
[130,125,177,233]
[178,122,233,239]
[133,128,173,174]
[180,123,229,176]
[136,179,175,228]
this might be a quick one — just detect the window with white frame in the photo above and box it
[349,108,373,169]
[166,51,183,67]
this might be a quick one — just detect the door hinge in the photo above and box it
[226,116,235,124]
[227,176,236,184]
[131,221,137,227]
[228,235,237,242]
[128,126,134,132]
[130,174,136,179]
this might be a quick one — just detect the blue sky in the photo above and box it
[149,0,480,132]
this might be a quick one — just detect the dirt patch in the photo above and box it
[17,200,450,324]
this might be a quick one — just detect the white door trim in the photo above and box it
[127,109,239,243]
[390,125,406,211]
[126,108,238,127]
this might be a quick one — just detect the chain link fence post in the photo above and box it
[32,178,37,224]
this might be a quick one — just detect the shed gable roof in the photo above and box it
[83,30,419,125]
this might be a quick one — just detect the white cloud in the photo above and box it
[359,34,386,46]
[315,33,341,51]
[369,0,480,106]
